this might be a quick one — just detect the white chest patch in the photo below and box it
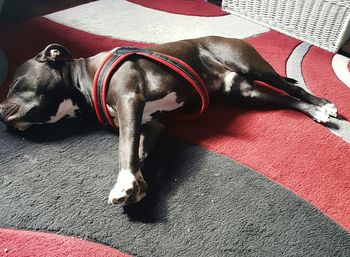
[142,92,183,123]
[223,71,239,93]
[47,99,79,124]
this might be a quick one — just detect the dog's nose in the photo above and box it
[0,102,20,123]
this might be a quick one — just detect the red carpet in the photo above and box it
[303,47,350,119]
[0,229,130,257]
[165,31,350,231]
[0,1,349,256]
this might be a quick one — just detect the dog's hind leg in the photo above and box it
[139,120,164,165]
[259,71,323,105]
[218,40,337,117]
[255,70,337,118]
[233,79,333,123]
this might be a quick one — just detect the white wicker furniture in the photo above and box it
[222,0,350,53]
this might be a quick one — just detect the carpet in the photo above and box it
[0,1,349,256]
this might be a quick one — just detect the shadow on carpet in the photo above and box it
[0,118,349,257]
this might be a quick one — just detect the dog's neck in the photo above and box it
[68,52,110,117]
[68,57,96,116]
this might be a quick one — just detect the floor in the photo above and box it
[2,0,348,56]
[0,0,95,24]
[0,1,349,256]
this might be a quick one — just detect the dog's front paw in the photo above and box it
[108,170,147,205]
[109,169,137,204]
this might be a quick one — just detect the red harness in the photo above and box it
[92,47,209,128]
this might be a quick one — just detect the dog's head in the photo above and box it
[0,44,80,131]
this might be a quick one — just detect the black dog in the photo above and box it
[0,36,337,204]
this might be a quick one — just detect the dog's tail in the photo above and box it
[283,77,298,84]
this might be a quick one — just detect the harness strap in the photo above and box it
[92,47,209,128]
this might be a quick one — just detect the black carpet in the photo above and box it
[0,119,349,257]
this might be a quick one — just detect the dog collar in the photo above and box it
[92,47,209,128]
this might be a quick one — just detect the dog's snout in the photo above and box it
[0,102,20,122]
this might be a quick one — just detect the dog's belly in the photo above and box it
[107,92,183,127]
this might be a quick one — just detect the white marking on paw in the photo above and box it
[47,99,79,124]
[108,169,136,204]
[321,103,337,117]
[313,107,331,123]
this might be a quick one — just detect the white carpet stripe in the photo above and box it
[286,42,312,91]
[45,0,269,44]
[332,54,350,88]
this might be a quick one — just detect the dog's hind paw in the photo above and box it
[312,106,331,123]
[321,103,337,117]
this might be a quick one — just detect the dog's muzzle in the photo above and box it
[0,102,19,122]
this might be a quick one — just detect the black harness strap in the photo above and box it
[92,47,209,128]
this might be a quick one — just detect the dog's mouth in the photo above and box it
[2,116,32,131]
[10,121,32,131]
[0,103,33,131]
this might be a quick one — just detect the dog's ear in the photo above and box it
[36,44,72,63]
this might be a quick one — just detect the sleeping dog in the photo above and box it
[0,36,337,204]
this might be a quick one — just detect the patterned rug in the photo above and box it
[0,1,349,256]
